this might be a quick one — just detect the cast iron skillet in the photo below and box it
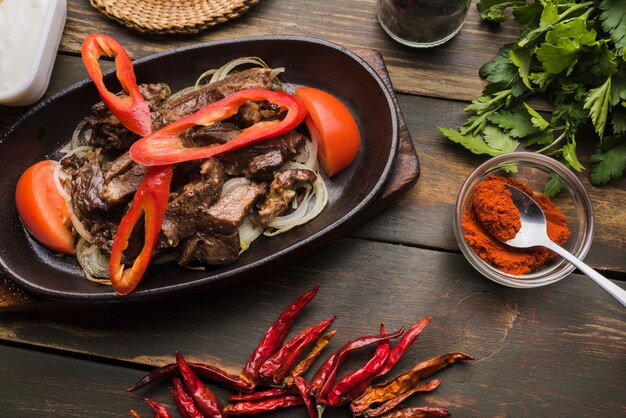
[0,36,398,303]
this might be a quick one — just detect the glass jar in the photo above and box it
[376,0,472,48]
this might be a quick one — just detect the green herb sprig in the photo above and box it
[439,0,626,194]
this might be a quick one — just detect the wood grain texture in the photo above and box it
[62,0,519,102]
[0,239,624,417]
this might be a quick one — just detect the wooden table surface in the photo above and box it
[1,1,625,417]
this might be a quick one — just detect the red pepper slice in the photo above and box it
[109,165,172,295]
[81,34,151,137]
[129,89,307,166]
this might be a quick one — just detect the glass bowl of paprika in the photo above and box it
[454,152,594,288]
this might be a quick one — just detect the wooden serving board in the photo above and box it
[0,49,419,311]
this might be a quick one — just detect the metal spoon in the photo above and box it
[503,184,626,307]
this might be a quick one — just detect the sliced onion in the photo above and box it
[52,161,71,201]
[239,216,264,253]
[264,174,329,236]
[76,238,111,285]
[70,119,89,149]
[293,137,319,172]
[209,57,269,84]
[67,204,93,243]
[220,177,251,198]
[194,69,218,89]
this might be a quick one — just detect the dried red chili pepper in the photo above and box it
[176,352,225,418]
[283,330,337,387]
[310,326,404,409]
[144,398,173,418]
[228,388,297,402]
[327,324,391,406]
[130,410,141,418]
[377,406,450,418]
[259,315,336,384]
[294,376,317,418]
[223,396,304,415]
[129,89,307,166]
[343,316,432,403]
[109,165,172,295]
[81,34,151,136]
[170,377,203,418]
[240,284,320,387]
[350,352,472,415]
[127,362,250,393]
[362,379,441,418]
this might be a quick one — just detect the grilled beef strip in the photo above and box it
[178,231,240,266]
[257,169,318,226]
[200,183,263,235]
[160,158,226,248]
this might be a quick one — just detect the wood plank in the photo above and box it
[0,239,624,417]
[352,94,626,274]
[62,0,520,101]
[0,344,179,417]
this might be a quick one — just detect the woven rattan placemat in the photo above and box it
[90,0,260,35]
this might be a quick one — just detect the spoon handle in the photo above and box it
[544,241,626,308]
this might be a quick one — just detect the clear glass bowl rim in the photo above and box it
[453,152,595,288]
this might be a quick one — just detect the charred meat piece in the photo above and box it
[201,183,262,235]
[155,68,273,129]
[180,122,240,148]
[257,169,317,226]
[218,131,306,179]
[233,100,284,128]
[101,163,145,205]
[178,231,240,266]
[87,83,171,153]
[161,159,226,247]
[103,151,133,181]
[70,151,109,217]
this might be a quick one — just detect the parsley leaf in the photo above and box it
[480,46,528,96]
[584,77,612,138]
[438,126,518,156]
[599,0,626,54]
[589,137,626,184]
[477,0,527,23]
[488,108,540,137]
[523,103,550,130]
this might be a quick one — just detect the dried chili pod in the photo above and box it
[240,284,320,387]
[294,376,317,418]
[311,327,405,406]
[127,362,250,393]
[259,315,336,384]
[351,352,472,415]
[177,352,225,418]
[283,330,337,387]
[144,398,173,418]
[130,410,141,418]
[170,377,203,418]
[228,388,297,402]
[345,317,432,403]
[378,406,450,418]
[223,396,304,415]
[362,379,441,417]
[327,324,391,406]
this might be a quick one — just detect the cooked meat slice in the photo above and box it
[257,169,317,226]
[247,150,285,178]
[101,163,145,205]
[88,218,118,255]
[71,151,109,217]
[233,100,285,127]
[178,231,239,266]
[155,68,273,128]
[160,159,225,247]
[103,151,134,182]
[87,83,171,153]
[180,122,240,147]
[218,131,307,179]
[201,183,262,235]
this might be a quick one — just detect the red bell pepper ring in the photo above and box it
[109,165,172,295]
[81,34,152,137]
[129,88,308,166]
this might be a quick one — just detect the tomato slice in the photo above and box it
[15,160,75,254]
[295,87,360,177]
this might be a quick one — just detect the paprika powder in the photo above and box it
[462,175,570,275]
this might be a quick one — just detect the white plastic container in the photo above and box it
[0,0,67,106]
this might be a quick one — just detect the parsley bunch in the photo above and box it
[439,0,626,193]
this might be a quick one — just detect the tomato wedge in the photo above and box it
[295,87,360,176]
[15,160,75,254]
